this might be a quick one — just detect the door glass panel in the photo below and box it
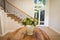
[40,10,45,25]
[34,0,46,25]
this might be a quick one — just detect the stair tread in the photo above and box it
[7,14,22,23]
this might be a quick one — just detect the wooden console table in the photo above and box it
[7,27,50,40]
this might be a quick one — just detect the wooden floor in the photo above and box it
[39,27,60,40]
[0,27,60,40]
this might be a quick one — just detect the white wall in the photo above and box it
[44,0,50,26]
[7,0,34,18]
[49,0,60,33]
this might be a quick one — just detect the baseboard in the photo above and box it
[0,27,22,36]
[1,30,14,36]
[49,26,60,34]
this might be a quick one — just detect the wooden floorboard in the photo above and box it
[0,27,60,40]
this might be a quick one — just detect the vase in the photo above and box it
[26,25,34,35]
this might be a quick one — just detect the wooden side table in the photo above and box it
[7,27,50,40]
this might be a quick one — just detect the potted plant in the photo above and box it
[21,18,38,35]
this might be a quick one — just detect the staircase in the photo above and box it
[5,0,33,19]
[0,9,23,36]
[5,0,33,24]
[0,0,33,36]
[7,14,22,23]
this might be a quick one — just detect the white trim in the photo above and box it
[0,10,5,36]
[49,26,60,34]
[0,30,10,36]
[37,25,48,27]
[40,25,48,27]
[1,14,4,35]
[38,9,41,25]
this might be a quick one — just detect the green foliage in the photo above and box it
[22,18,38,26]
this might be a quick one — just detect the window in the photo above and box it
[34,0,46,25]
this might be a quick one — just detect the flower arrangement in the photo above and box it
[21,17,38,26]
[21,18,38,35]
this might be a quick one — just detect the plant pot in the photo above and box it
[26,25,34,35]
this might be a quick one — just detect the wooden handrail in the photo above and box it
[6,0,33,19]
